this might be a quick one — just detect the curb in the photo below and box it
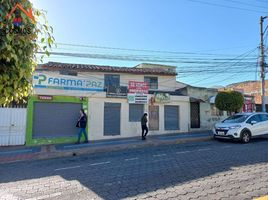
[34,136,213,163]
[0,136,213,164]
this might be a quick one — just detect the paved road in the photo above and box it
[1,138,268,200]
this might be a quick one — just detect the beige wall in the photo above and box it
[89,93,190,140]
[33,71,177,96]
[33,70,190,140]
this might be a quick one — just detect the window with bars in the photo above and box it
[104,74,120,88]
[144,76,158,89]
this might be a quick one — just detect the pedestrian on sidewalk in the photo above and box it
[76,109,89,144]
[141,113,148,140]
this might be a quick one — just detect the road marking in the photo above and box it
[153,154,167,157]
[55,165,81,171]
[197,148,211,151]
[176,150,192,154]
[25,192,62,200]
[125,157,138,161]
[90,161,111,166]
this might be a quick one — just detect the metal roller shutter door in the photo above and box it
[164,105,179,130]
[104,103,121,135]
[33,102,82,138]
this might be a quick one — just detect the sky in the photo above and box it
[30,0,268,87]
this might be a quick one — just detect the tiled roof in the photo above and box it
[38,62,177,76]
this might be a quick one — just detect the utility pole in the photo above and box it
[260,16,267,112]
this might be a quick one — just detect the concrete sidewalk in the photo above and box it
[0,131,212,164]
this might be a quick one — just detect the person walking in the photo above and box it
[76,109,89,144]
[141,113,148,140]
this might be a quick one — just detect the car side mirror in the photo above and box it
[251,120,257,125]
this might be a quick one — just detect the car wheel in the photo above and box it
[241,131,251,143]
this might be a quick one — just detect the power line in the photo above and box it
[187,0,266,14]
[223,0,268,11]
[188,48,258,85]
[37,51,258,66]
[47,46,258,61]
[47,41,258,57]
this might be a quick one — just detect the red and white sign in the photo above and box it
[38,95,53,100]
[128,81,149,94]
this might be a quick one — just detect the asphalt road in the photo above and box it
[1,138,268,200]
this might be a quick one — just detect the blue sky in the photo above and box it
[31,0,268,87]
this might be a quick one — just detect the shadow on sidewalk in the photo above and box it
[1,137,268,200]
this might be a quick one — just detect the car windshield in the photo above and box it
[223,115,248,123]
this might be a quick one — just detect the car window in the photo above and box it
[260,114,268,122]
[246,114,262,124]
[223,115,248,123]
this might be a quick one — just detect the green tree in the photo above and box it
[0,0,54,105]
[215,91,244,113]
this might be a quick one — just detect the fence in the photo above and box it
[0,107,27,146]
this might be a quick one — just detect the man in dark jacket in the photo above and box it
[76,109,89,144]
[141,113,148,140]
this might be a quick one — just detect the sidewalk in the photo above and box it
[0,131,212,164]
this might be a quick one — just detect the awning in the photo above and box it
[190,97,205,103]
[209,96,216,104]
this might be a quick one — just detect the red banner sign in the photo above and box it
[128,81,149,94]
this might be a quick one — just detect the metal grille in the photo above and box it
[33,102,82,138]
[104,103,121,135]
[190,102,200,128]
[129,104,144,122]
[164,105,179,130]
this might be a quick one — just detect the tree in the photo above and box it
[0,0,54,105]
[215,91,244,113]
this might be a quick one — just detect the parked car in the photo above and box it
[213,112,268,143]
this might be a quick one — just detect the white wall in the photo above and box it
[199,103,227,130]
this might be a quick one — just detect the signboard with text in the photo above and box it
[33,73,104,92]
[128,81,149,94]
[128,94,148,104]
[106,86,128,98]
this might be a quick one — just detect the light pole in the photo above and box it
[260,16,268,112]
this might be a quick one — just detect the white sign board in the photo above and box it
[33,72,104,92]
[128,94,148,104]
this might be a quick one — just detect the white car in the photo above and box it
[213,112,268,143]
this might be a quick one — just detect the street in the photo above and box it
[1,139,268,200]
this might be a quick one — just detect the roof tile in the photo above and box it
[38,62,177,76]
